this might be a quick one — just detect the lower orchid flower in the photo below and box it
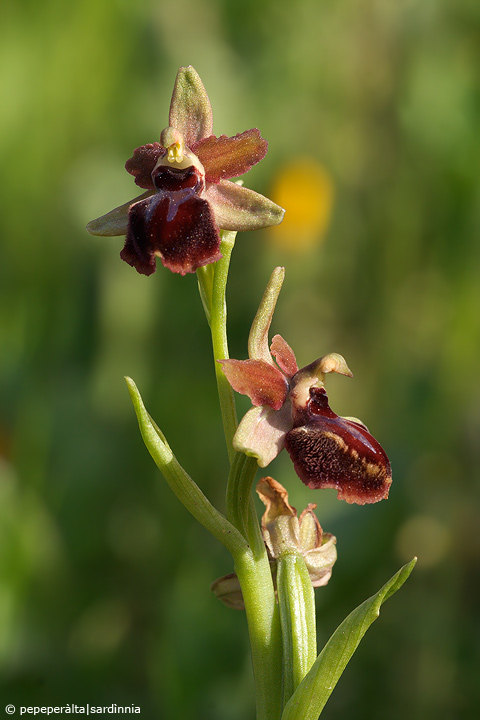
[86,66,284,276]
[257,476,337,585]
[219,267,392,504]
[211,475,337,611]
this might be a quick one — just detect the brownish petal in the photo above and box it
[285,387,392,504]
[270,334,298,378]
[219,359,288,410]
[193,129,268,183]
[125,143,164,189]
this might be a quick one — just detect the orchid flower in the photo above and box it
[220,268,392,504]
[87,66,284,275]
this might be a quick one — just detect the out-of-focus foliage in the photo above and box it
[1,0,479,718]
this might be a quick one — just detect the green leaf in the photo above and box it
[281,558,417,720]
[125,376,248,557]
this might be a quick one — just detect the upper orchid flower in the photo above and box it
[219,268,392,505]
[86,66,284,276]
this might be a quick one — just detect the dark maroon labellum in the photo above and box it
[151,164,203,193]
[120,166,222,276]
[285,387,392,504]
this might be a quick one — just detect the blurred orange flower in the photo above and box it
[268,158,334,252]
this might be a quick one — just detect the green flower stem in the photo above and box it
[233,548,283,720]
[197,230,238,462]
[277,553,317,708]
[198,231,285,720]
[197,232,262,552]
[125,376,249,558]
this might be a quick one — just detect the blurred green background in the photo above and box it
[1,0,479,717]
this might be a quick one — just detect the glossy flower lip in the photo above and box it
[220,267,392,505]
[119,164,221,275]
[86,66,285,275]
[285,386,392,504]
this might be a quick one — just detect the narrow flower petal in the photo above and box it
[205,179,285,231]
[248,267,285,365]
[194,130,268,183]
[233,402,292,467]
[169,66,213,148]
[270,334,298,378]
[285,387,392,504]
[219,359,288,409]
[86,190,155,237]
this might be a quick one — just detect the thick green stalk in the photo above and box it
[277,553,317,707]
[225,419,282,720]
[233,548,283,720]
